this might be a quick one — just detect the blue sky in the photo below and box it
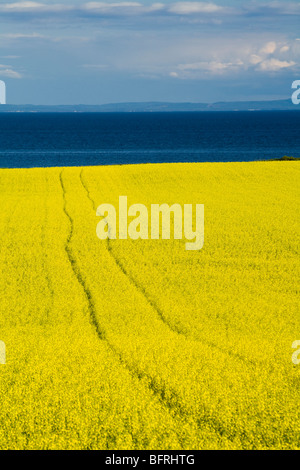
[0,1,299,104]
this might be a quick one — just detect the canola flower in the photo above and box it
[0,162,299,449]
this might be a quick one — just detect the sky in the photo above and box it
[0,1,299,104]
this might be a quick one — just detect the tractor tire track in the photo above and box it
[59,170,255,449]
[79,169,183,337]
[59,168,200,447]
[77,169,259,445]
[61,168,239,445]
[79,169,257,367]
[59,169,106,340]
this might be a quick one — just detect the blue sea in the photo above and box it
[0,111,299,168]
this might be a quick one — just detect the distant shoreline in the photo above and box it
[0,99,299,113]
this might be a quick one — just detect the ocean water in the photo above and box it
[0,111,299,168]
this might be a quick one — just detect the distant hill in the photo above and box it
[0,99,299,112]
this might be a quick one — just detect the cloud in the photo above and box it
[250,54,263,65]
[83,2,146,15]
[0,1,278,19]
[0,64,22,78]
[268,1,300,15]
[0,32,88,44]
[0,33,44,39]
[175,59,245,76]
[244,1,300,16]
[260,41,277,55]
[0,1,225,16]
[79,2,228,18]
[0,55,20,59]
[257,58,296,71]
[0,2,72,12]
[165,36,299,78]
[0,2,299,84]
[168,2,224,15]
[1,2,44,9]
[247,40,297,71]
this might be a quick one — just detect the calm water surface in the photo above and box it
[0,111,299,168]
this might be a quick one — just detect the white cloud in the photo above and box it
[0,32,86,43]
[0,2,71,12]
[82,2,166,17]
[177,59,244,75]
[280,45,290,53]
[0,3,298,82]
[84,2,141,7]
[0,33,44,39]
[0,1,299,20]
[0,64,22,78]
[250,54,263,65]
[257,58,295,71]
[0,1,232,16]
[260,41,277,55]
[0,2,75,13]
[83,2,141,13]
[165,36,298,78]
[168,2,223,15]
[0,55,20,59]
[82,2,224,16]
[2,2,44,9]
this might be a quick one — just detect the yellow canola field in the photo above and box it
[0,162,299,449]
